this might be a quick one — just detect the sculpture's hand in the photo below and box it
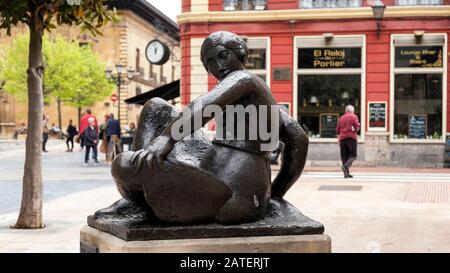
[131,136,174,173]
[149,135,174,172]
[131,149,151,174]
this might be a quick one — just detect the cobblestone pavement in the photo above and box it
[1,142,450,252]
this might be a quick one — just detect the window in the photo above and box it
[223,0,267,11]
[391,34,446,141]
[136,85,142,96]
[300,0,362,9]
[394,74,442,139]
[244,38,270,85]
[298,75,361,138]
[136,48,140,71]
[149,63,156,80]
[295,36,365,140]
[396,0,442,6]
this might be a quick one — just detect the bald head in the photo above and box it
[345,105,355,113]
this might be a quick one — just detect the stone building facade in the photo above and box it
[0,0,180,137]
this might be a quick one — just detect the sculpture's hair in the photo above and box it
[200,31,248,71]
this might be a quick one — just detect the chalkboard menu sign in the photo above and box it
[368,102,386,130]
[320,113,339,138]
[298,48,361,69]
[395,46,443,68]
[408,114,427,139]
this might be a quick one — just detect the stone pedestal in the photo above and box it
[80,226,332,253]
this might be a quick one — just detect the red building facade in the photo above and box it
[178,0,450,167]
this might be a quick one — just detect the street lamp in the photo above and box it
[371,0,386,39]
[105,65,136,124]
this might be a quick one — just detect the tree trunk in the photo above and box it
[57,97,62,138]
[78,107,81,128]
[14,14,44,229]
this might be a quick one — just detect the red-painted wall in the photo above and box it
[182,0,191,12]
[181,35,191,105]
[181,15,450,131]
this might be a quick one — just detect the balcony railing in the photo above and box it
[223,0,267,11]
[396,0,442,5]
[300,0,362,8]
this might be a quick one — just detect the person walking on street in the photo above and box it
[83,117,100,166]
[42,115,49,152]
[79,109,98,151]
[66,119,78,152]
[336,105,360,178]
[99,114,110,162]
[106,113,122,160]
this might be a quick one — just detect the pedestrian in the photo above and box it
[336,105,360,178]
[79,109,98,151]
[106,113,122,160]
[42,115,49,152]
[99,114,110,161]
[66,119,78,152]
[83,117,100,166]
[124,122,136,151]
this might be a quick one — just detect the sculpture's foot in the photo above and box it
[93,198,150,220]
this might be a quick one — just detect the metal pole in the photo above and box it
[117,73,121,124]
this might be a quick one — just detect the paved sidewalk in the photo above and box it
[1,144,450,252]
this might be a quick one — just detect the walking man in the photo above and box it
[336,105,360,178]
[106,113,122,160]
[83,117,100,166]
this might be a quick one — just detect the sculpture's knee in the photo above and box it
[111,151,146,204]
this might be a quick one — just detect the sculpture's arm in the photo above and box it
[271,110,309,198]
[163,71,254,141]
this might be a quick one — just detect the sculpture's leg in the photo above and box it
[132,97,180,151]
[94,98,180,219]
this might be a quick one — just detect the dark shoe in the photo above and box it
[345,174,353,178]
[341,165,349,177]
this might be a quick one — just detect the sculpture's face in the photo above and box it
[204,45,243,81]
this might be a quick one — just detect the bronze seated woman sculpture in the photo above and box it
[95,31,309,225]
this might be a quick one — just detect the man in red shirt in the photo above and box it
[336,105,360,178]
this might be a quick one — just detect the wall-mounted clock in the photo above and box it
[145,39,170,65]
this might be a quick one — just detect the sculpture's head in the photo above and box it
[201,31,248,81]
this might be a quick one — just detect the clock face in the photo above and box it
[145,40,170,65]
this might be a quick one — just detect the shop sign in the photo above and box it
[245,49,266,70]
[408,114,427,139]
[368,102,386,130]
[298,48,361,69]
[319,113,339,138]
[395,46,443,68]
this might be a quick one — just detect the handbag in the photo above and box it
[74,134,81,144]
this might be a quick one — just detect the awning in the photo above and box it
[125,80,180,105]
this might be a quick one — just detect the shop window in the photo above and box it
[300,0,362,9]
[223,0,267,11]
[295,35,365,140]
[298,75,361,138]
[391,34,446,141]
[394,74,442,140]
[244,38,269,85]
[396,0,442,6]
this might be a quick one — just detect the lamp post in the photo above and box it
[105,64,135,124]
[371,0,386,39]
